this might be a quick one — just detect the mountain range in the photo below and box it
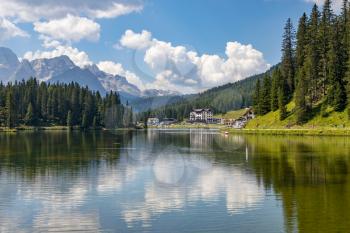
[0,47,179,99]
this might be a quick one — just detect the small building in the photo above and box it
[209,118,222,124]
[147,117,160,126]
[223,119,235,127]
[232,108,255,129]
[189,108,213,123]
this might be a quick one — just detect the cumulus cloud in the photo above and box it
[0,0,142,47]
[120,30,270,93]
[23,45,92,68]
[0,18,29,41]
[0,0,143,22]
[34,15,100,42]
[120,30,153,50]
[97,61,145,90]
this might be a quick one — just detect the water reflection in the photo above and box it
[1,130,350,232]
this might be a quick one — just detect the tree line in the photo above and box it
[0,78,133,129]
[254,0,350,123]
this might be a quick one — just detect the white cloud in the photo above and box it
[0,18,29,41]
[0,0,143,22]
[90,2,143,19]
[0,0,143,46]
[23,45,92,68]
[305,0,342,12]
[120,29,153,50]
[120,30,270,93]
[34,15,100,43]
[97,61,145,90]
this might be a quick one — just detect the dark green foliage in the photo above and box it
[295,66,309,123]
[333,81,347,111]
[321,102,329,117]
[278,87,288,121]
[296,13,309,72]
[0,79,132,129]
[308,4,321,103]
[253,79,262,115]
[254,0,350,123]
[5,87,16,128]
[281,18,296,97]
[271,69,281,111]
[260,75,272,115]
[319,0,334,97]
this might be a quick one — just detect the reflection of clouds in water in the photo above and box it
[0,216,23,233]
[0,174,101,232]
[125,130,158,163]
[96,161,140,194]
[121,153,264,227]
[153,153,185,186]
[32,211,101,233]
[0,130,261,231]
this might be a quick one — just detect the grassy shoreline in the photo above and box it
[223,128,350,136]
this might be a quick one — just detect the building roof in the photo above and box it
[192,108,212,113]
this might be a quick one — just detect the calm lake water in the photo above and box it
[1,129,350,233]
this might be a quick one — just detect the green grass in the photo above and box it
[214,109,249,120]
[244,100,350,133]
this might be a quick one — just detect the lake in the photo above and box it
[0,129,350,233]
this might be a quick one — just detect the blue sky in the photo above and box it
[0,0,341,93]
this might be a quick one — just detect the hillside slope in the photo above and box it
[246,101,350,129]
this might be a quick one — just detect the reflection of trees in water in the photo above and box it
[244,135,350,233]
[0,131,132,180]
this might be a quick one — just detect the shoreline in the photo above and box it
[0,126,136,133]
[223,128,350,136]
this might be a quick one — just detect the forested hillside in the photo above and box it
[138,66,276,121]
[253,0,350,126]
[0,79,133,129]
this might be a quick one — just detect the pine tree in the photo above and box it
[296,13,309,72]
[295,63,309,124]
[328,19,346,110]
[281,18,296,97]
[278,78,289,120]
[260,75,271,115]
[307,4,321,104]
[319,0,334,96]
[253,79,262,115]
[334,81,347,111]
[5,88,16,128]
[24,103,34,125]
[279,88,288,121]
[271,69,281,111]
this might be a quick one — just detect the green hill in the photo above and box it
[246,100,350,130]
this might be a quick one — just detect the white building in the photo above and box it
[189,109,213,123]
